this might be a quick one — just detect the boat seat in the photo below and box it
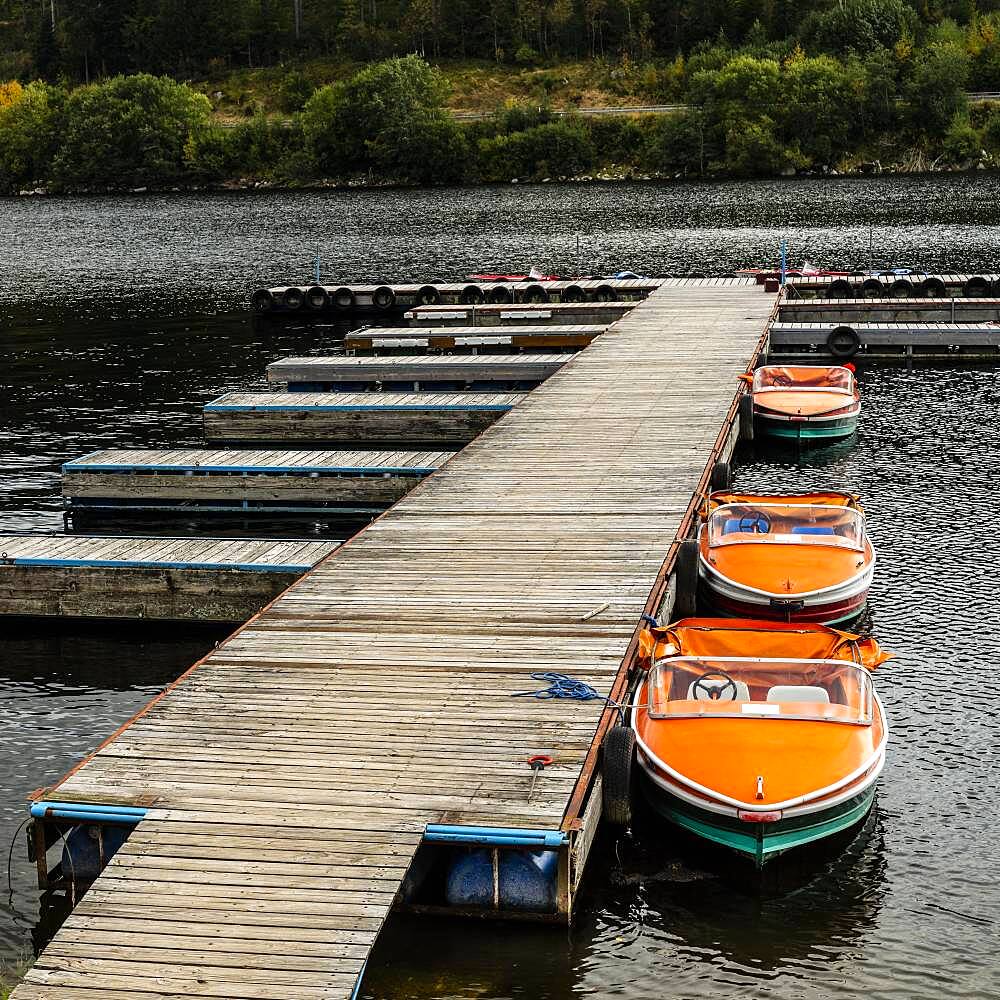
[791,526,836,536]
[723,517,768,535]
[766,685,830,704]
[687,679,750,702]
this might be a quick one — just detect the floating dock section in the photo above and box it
[63,448,454,519]
[266,354,572,392]
[404,302,637,327]
[0,535,338,621]
[17,279,774,1000]
[204,392,524,446]
[344,325,605,352]
[252,278,660,316]
[779,296,1000,322]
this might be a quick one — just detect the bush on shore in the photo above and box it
[0,45,998,195]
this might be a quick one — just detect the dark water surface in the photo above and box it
[1,177,999,997]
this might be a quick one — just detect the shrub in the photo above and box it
[477,120,594,181]
[942,116,981,162]
[301,55,466,182]
[724,117,787,176]
[51,74,211,190]
[0,81,64,192]
[903,42,971,138]
[278,70,315,113]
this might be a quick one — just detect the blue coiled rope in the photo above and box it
[512,672,603,701]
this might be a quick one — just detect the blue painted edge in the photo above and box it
[424,824,567,848]
[204,404,513,413]
[30,801,148,823]
[62,462,438,475]
[7,558,317,572]
[350,959,368,1000]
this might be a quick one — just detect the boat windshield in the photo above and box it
[753,366,853,394]
[646,656,874,725]
[707,503,865,551]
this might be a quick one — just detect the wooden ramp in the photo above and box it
[266,354,572,390]
[63,448,454,517]
[204,392,524,446]
[344,325,605,351]
[0,535,338,621]
[18,281,774,1000]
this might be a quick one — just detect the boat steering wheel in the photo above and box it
[692,670,739,702]
[738,512,771,533]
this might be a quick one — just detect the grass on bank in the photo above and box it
[0,951,33,998]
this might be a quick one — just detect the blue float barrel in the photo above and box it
[60,824,129,880]
[445,848,558,912]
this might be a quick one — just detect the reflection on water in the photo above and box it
[1,181,999,996]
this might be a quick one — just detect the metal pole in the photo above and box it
[780,239,787,286]
[315,250,321,285]
[868,225,874,272]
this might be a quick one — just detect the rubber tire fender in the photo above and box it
[826,278,853,299]
[860,277,884,298]
[963,275,990,297]
[602,725,636,829]
[372,285,395,310]
[711,460,732,492]
[251,288,274,313]
[522,283,549,304]
[487,284,513,304]
[282,286,304,311]
[918,277,946,298]
[673,537,700,619]
[333,286,355,310]
[889,278,914,298]
[460,284,485,305]
[594,283,615,302]
[738,392,754,442]
[827,325,861,358]
[562,284,585,303]
[416,284,440,306]
[305,285,328,311]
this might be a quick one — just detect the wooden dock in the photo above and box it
[785,271,1000,298]
[17,279,774,1000]
[0,535,339,621]
[204,392,524,446]
[252,278,661,315]
[779,296,1000,322]
[63,448,454,518]
[404,302,636,327]
[769,319,1000,356]
[344,325,605,352]
[266,354,572,391]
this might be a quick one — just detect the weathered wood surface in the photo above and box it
[405,303,637,327]
[266,354,572,389]
[62,449,454,509]
[21,282,773,1000]
[204,393,524,446]
[769,319,1000,347]
[779,297,1000,323]
[345,325,605,351]
[0,535,339,622]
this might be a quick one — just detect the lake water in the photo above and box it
[1,176,999,998]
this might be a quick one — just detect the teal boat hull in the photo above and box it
[757,413,858,442]
[637,770,877,869]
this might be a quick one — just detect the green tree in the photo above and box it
[51,73,211,189]
[799,0,917,57]
[301,55,468,182]
[903,42,971,137]
[477,119,594,180]
[781,54,859,164]
[0,80,64,191]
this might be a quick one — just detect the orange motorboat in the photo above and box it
[698,491,876,624]
[619,618,891,867]
[742,364,860,442]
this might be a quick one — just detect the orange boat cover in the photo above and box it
[703,490,861,517]
[638,617,890,671]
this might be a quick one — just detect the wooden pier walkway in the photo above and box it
[344,325,605,352]
[16,279,774,1000]
[404,302,636,327]
[266,354,572,391]
[63,448,454,516]
[0,535,338,621]
[204,392,524,445]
